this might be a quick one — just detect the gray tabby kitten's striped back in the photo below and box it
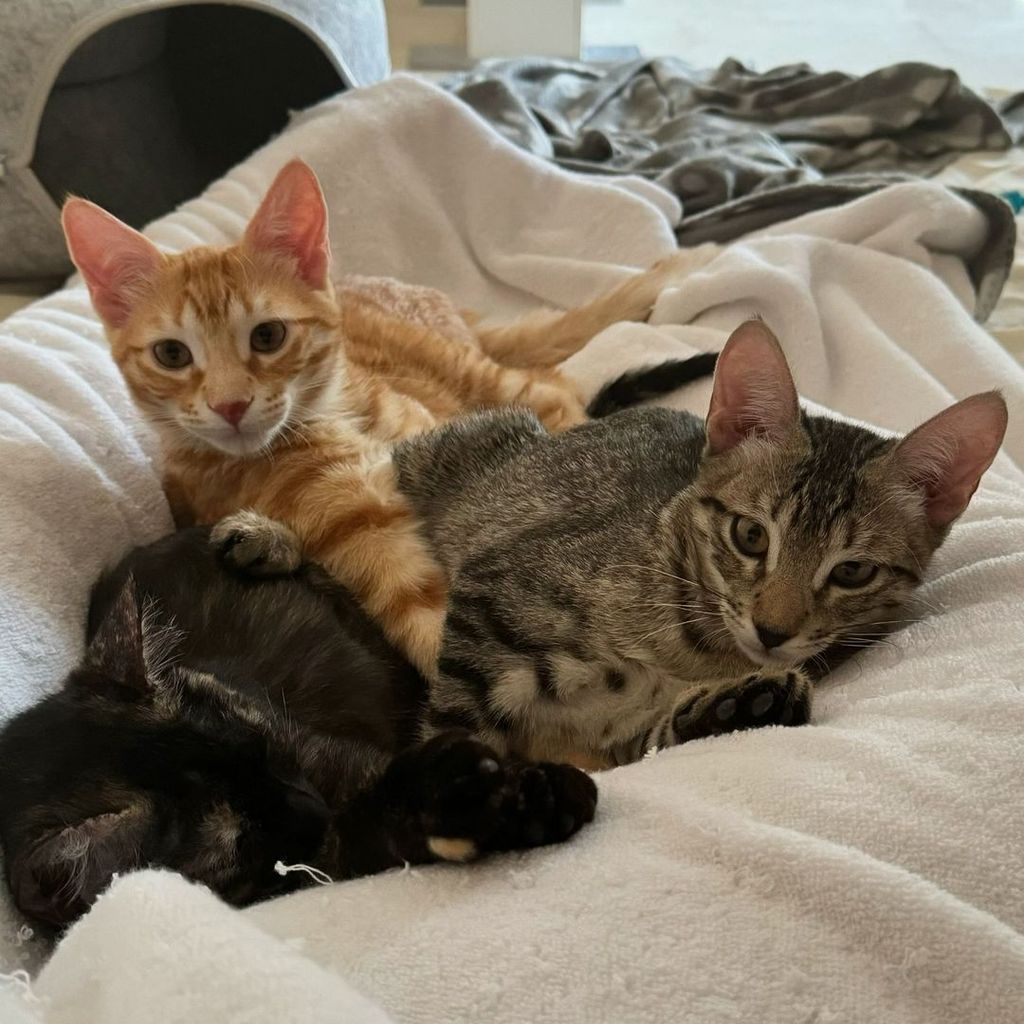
[395,320,1007,770]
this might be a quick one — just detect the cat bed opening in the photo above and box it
[0,0,389,281]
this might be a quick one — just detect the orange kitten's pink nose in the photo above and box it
[209,399,252,428]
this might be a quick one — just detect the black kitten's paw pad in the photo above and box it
[426,836,479,862]
[412,733,510,846]
[672,671,811,744]
[405,732,597,858]
[211,511,302,577]
[510,762,598,848]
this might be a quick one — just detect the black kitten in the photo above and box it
[0,521,596,930]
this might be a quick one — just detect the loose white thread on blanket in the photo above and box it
[0,968,41,1004]
[274,860,334,886]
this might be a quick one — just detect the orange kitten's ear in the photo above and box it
[61,199,163,328]
[894,391,1008,528]
[242,160,331,291]
[705,318,800,455]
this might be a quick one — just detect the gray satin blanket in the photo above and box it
[446,57,1023,318]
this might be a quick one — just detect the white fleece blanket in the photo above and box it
[1,75,1023,1024]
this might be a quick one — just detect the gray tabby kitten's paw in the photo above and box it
[670,670,812,745]
[211,510,303,577]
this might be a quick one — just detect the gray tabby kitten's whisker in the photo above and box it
[840,635,901,649]
[891,540,927,578]
[606,563,705,590]
[857,489,915,521]
[807,652,831,675]
[633,597,708,610]
[857,618,919,627]
[687,624,737,656]
[633,618,709,646]
[635,602,708,614]
[905,584,943,606]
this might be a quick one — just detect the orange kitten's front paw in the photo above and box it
[211,510,303,577]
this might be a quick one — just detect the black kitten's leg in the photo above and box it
[211,510,303,576]
[323,731,597,879]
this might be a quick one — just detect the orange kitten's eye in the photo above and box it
[250,321,287,353]
[731,515,768,557]
[152,339,193,369]
[829,561,878,588]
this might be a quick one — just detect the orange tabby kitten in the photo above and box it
[62,160,717,671]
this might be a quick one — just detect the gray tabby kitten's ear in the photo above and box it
[80,576,151,697]
[893,391,1008,528]
[705,319,800,455]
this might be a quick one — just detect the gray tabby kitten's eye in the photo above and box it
[731,515,769,557]
[829,561,878,588]
[152,339,193,369]
[250,320,287,353]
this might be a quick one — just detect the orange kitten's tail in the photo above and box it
[472,244,720,369]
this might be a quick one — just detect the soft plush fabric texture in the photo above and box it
[447,56,1024,188]
[0,0,389,279]
[0,76,1022,1023]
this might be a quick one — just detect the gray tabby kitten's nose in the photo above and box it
[756,625,792,650]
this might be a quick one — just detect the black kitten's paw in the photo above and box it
[211,510,303,577]
[410,732,508,862]
[395,732,597,862]
[499,761,598,851]
[671,670,811,745]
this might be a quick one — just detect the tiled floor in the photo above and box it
[582,0,1024,91]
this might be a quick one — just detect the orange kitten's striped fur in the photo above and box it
[63,160,716,671]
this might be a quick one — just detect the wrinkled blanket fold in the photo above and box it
[447,56,1024,202]
[446,57,1021,313]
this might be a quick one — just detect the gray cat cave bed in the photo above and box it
[0,0,390,280]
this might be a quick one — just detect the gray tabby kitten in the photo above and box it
[395,320,1007,770]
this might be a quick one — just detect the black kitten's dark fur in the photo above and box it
[0,526,596,930]
[586,353,717,418]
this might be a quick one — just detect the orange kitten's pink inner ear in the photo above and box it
[61,198,163,329]
[242,159,332,292]
[894,390,1008,529]
[705,318,800,455]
